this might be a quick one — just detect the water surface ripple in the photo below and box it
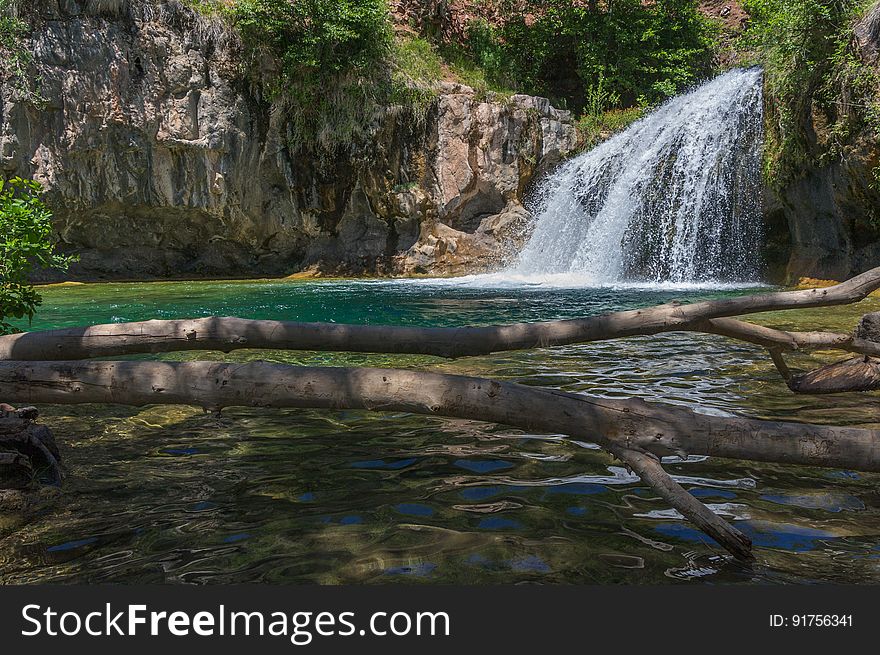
[2,278,879,584]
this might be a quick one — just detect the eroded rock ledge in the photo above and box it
[0,1,576,280]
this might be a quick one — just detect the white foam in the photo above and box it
[397,272,768,291]
[505,68,765,285]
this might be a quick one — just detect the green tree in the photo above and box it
[465,0,717,111]
[230,0,392,77]
[199,0,396,150]
[0,177,74,334]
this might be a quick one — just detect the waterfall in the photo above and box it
[507,68,765,286]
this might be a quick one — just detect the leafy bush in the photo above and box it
[742,0,879,186]
[584,73,621,118]
[390,36,444,120]
[463,0,718,111]
[436,43,516,101]
[0,0,43,104]
[394,36,444,84]
[0,178,75,334]
[188,0,399,151]
[231,0,392,77]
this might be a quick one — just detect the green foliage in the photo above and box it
[0,178,74,334]
[394,36,444,84]
[584,73,621,118]
[178,1,720,151]
[456,18,516,92]
[237,0,393,150]
[575,106,645,151]
[0,0,43,105]
[230,0,392,76]
[187,0,399,151]
[438,40,516,102]
[390,37,444,122]
[742,0,880,186]
[462,0,718,111]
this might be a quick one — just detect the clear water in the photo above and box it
[510,68,765,285]
[2,278,880,584]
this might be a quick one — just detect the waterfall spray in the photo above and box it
[507,68,765,286]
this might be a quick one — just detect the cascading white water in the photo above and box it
[507,67,765,286]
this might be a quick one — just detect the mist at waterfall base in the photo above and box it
[438,68,765,290]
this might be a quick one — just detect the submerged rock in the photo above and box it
[0,405,62,489]
[856,311,880,343]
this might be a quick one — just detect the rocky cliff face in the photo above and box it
[764,3,880,283]
[763,148,880,283]
[0,1,576,280]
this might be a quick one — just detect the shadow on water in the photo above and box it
[2,278,880,584]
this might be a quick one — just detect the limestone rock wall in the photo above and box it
[765,2,880,282]
[0,1,576,280]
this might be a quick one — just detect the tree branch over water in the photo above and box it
[4,360,880,559]
[4,266,880,363]
[5,269,880,559]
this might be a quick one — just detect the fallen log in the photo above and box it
[786,356,880,394]
[611,446,752,560]
[4,360,880,558]
[3,361,879,471]
[4,266,880,361]
[697,317,880,357]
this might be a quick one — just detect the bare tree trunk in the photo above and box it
[4,360,880,557]
[3,361,879,471]
[4,267,880,362]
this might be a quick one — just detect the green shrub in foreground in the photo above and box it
[0,178,75,334]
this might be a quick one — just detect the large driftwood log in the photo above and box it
[4,267,880,362]
[4,360,880,558]
[3,361,879,472]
